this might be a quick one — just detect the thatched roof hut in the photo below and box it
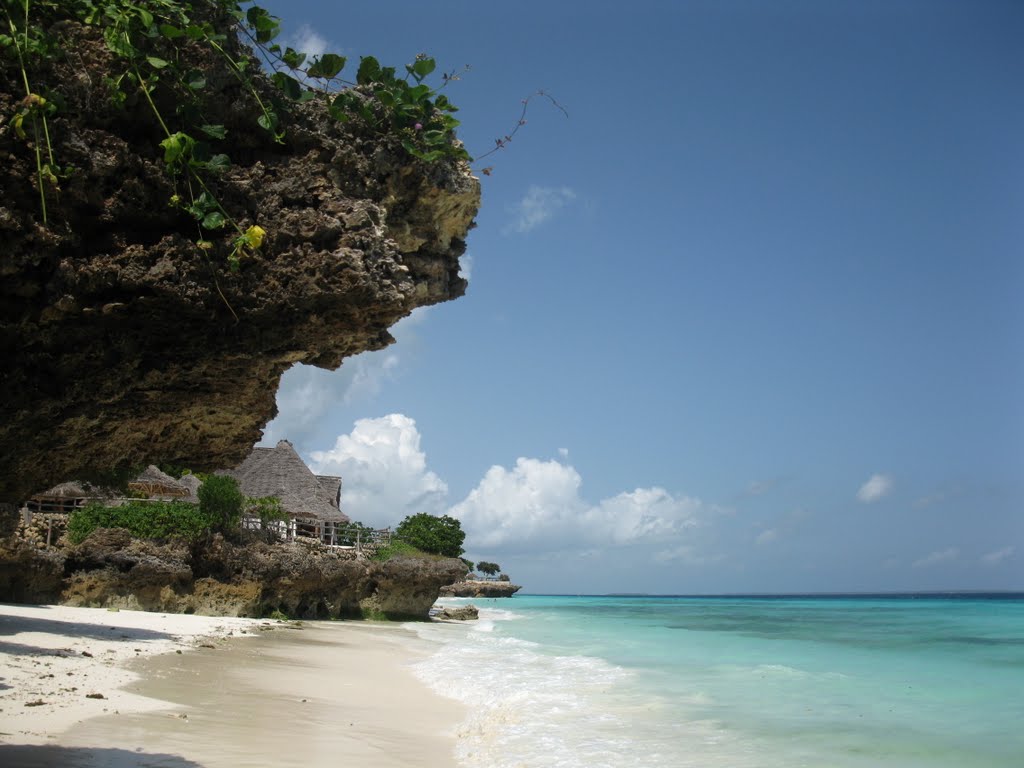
[129,465,190,499]
[221,440,347,523]
[26,480,107,514]
[177,473,202,503]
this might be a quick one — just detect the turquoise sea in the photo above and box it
[409,594,1024,768]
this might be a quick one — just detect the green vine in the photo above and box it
[0,0,472,271]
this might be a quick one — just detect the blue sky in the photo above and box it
[256,0,1023,594]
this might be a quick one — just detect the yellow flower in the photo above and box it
[245,225,266,250]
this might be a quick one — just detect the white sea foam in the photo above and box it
[409,609,746,768]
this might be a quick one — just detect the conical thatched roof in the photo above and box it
[178,473,202,503]
[129,465,189,498]
[221,440,347,522]
[34,480,92,498]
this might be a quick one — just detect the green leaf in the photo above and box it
[202,211,226,229]
[246,6,280,43]
[423,129,446,144]
[297,90,316,103]
[159,132,194,165]
[356,56,381,85]
[412,57,436,78]
[102,26,134,58]
[133,6,153,28]
[206,154,231,173]
[409,84,430,102]
[307,53,346,79]
[376,88,396,108]
[146,56,170,69]
[401,140,424,158]
[281,47,306,70]
[186,70,206,90]
[200,124,227,140]
[185,25,206,40]
[271,72,303,101]
[159,24,184,39]
[257,111,279,133]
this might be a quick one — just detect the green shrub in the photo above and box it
[67,501,212,544]
[245,495,289,528]
[370,539,424,562]
[394,513,465,558]
[198,474,244,534]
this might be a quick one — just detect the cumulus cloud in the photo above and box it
[309,414,448,527]
[857,473,893,503]
[505,185,576,234]
[912,547,958,568]
[307,414,712,557]
[286,24,329,59]
[449,458,703,551]
[981,546,1015,566]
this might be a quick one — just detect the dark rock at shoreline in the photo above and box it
[1,530,465,620]
[0,8,479,506]
[439,580,522,598]
[434,604,479,621]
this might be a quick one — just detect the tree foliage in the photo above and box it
[197,473,243,534]
[476,561,501,576]
[394,513,465,558]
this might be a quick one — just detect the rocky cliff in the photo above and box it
[439,579,522,598]
[0,529,466,620]
[0,6,479,505]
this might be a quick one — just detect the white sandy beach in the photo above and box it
[0,604,464,767]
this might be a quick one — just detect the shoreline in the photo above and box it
[0,604,465,767]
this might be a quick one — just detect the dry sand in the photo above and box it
[0,604,464,767]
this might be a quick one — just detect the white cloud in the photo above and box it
[309,414,448,527]
[557,447,569,459]
[458,254,473,281]
[756,528,779,545]
[981,546,1015,566]
[505,185,576,234]
[857,473,893,503]
[306,414,712,558]
[286,24,329,59]
[261,310,427,446]
[449,457,703,551]
[912,547,959,568]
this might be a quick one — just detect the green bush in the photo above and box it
[370,539,425,562]
[67,501,212,544]
[394,513,465,558]
[198,474,244,534]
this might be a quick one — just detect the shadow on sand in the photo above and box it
[0,610,183,660]
[0,744,207,768]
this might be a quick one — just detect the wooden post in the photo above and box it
[45,517,52,549]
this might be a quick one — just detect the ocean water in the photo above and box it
[407,594,1024,768]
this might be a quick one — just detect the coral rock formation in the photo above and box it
[1,529,466,620]
[439,579,522,598]
[0,16,479,505]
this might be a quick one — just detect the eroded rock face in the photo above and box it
[0,15,479,504]
[14,530,465,620]
[439,580,523,598]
